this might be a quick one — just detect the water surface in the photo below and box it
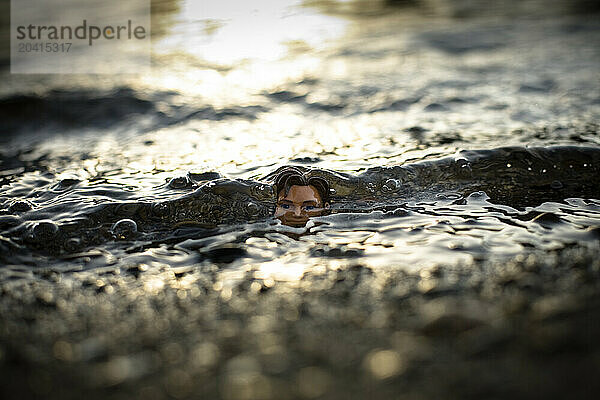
[1,1,599,399]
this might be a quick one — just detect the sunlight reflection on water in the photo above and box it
[148,0,347,100]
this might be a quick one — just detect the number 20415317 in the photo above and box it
[18,42,72,52]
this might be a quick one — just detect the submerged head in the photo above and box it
[274,167,330,227]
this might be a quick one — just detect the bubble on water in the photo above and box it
[32,221,59,241]
[152,202,170,217]
[436,193,461,200]
[466,191,489,202]
[387,207,408,217]
[366,182,377,193]
[111,219,138,240]
[381,179,400,193]
[168,176,190,189]
[246,202,260,216]
[455,158,472,177]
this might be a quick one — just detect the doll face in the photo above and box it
[275,185,324,227]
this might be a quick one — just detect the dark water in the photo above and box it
[1,145,600,270]
[1,1,600,399]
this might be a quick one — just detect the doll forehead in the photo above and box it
[278,185,322,203]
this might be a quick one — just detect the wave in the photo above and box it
[1,145,599,260]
